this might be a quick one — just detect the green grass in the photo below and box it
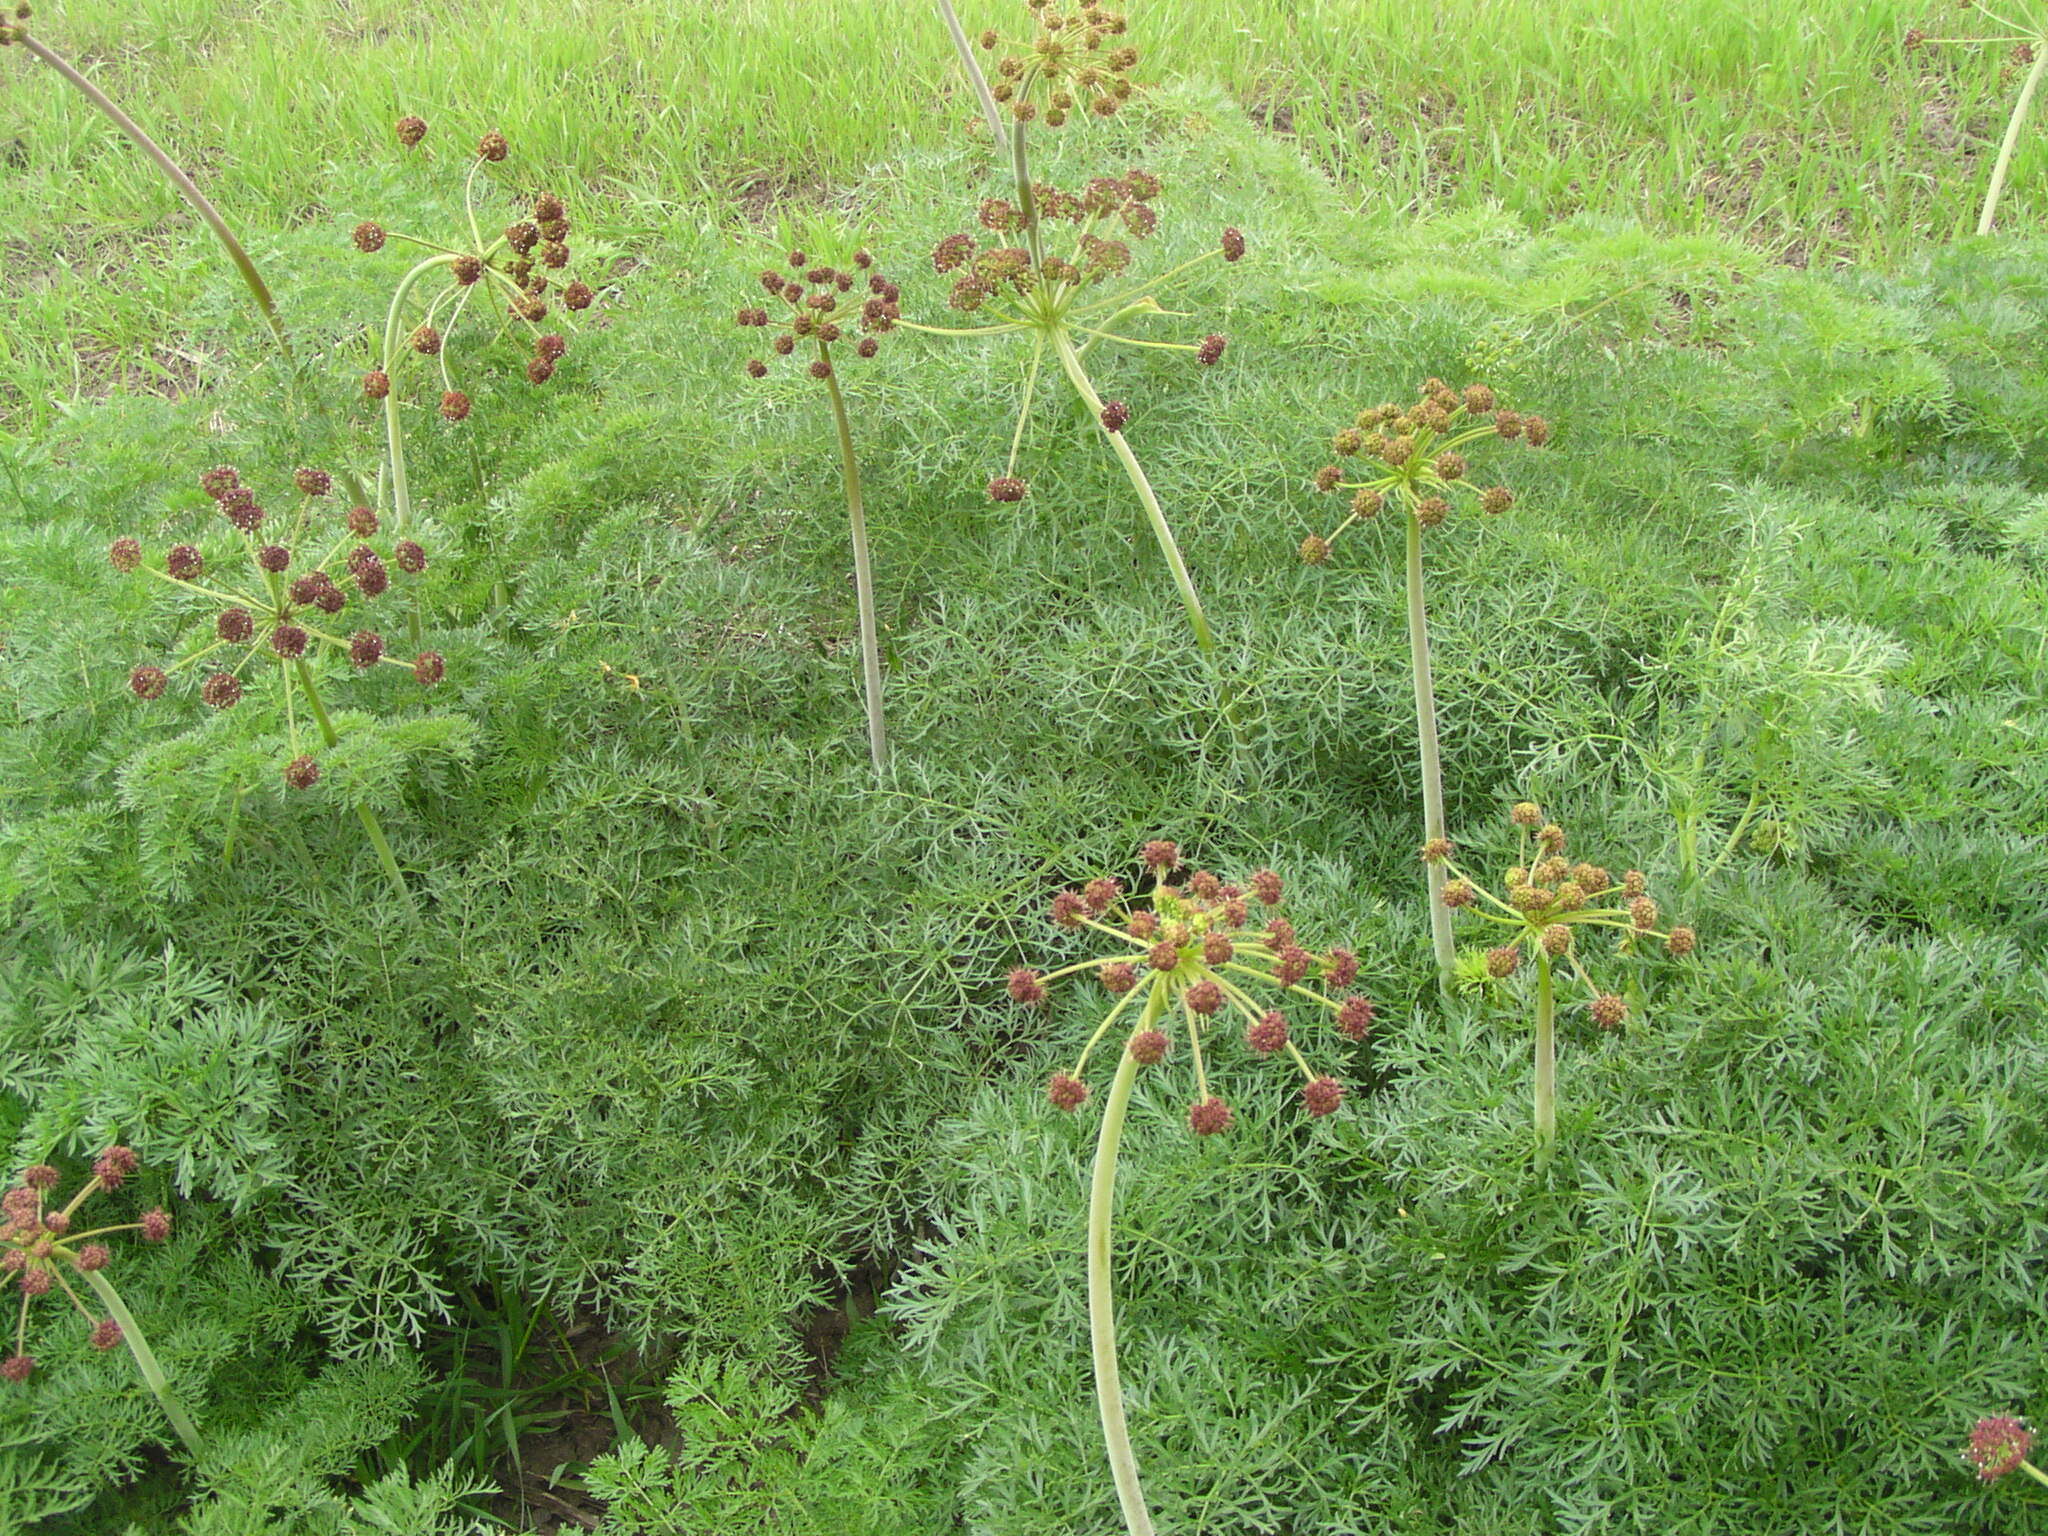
[2,0,2044,430]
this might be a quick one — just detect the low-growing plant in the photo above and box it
[1435,802,1694,1151]
[0,1147,196,1458]
[0,5,286,353]
[1301,378,1547,989]
[737,242,903,773]
[924,0,1243,663]
[354,117,598,538]
[110,463,444,908]
[1007,840,1374,1536]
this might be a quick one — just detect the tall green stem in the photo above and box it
[1407,517,1456,991]
[1533,949,1557,1152]
[1979,41,2048,235]
[1051,331,1215,656]
[1088,986,1162,1536]
[77,1268,206,1462]
[19,32,286,356]
[294,659,417,914]
[932,0,1008,141]
[819,359,890,775]
[380,254,458,535]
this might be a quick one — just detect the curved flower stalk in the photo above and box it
[1909,6,2048,234]
[355,119,598,536]
[111,464,443,910]
[1432,803,1695,1152]
[0,10,285,354]
[1008,840,1375,1536]
[737,246,903,774]
[926,1,1240,660]
[0,1147,201,1460]
[1965,1415,2048,1487]
[1302,378,1549,992]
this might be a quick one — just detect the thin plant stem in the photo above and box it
[18,33,285,356]
[76,1268,206,1462]
[1087,984,1163,1536]
[1407,516,1456,992]
[1980,41,2048,234]
[293,660,417,913]
[380,254,458,535]
[819,357,890,775]
[1534,948,1557,1153]
[2020,1459,2048,1489]
[1050,330,1215,656]
[932,0,1008,141]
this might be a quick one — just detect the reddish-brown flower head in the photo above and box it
[108,536,142,573]
[1666,926,1696,957]
[166,544,204,581]
[363,370,391,400]
[395,115,427,149]
[1246,1010,1289,1054]
[1007,967,1047,1005]
[439,390,471,422]
[351,221,385,253]
[477,130,509,162]
[1142,840,1180,873]
[1100,962,1138,995]
[1127,1028,1168,1065]
[1183,979,1223,1016]
[987,475,1028,503]
[1188,1097,1233,1135]
[73,1242,111,1271]
[1590,993,1627,1030]
[1965,1416,2033,1481]
[1337,995,1376,1040]
[92,1146,138,1190]
[0,1355,31,1384]
[1100,399,1130,433]
[1050,890,1089,930]
[128,666,168,701]
[1048,1073,1088,1111]
[283,755,321,789]
[1220,226,1246,262]
[89,1318,122,1351]
[1301,1077,1345,1117]
[201,673,242,710]
[1147,940,1181,973]
[413,651,446,686]
[1195,333,1227,366]
[1250,869,1283,906]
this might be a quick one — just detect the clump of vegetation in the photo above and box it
[1302,378,1547,989]
[1009,840,1372,1535]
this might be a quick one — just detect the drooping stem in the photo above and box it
[380,254,459,535]
[293,660,417,914]
[1979,40,2048,235]
[819,357,890,775]
[18,32,286,356]
[1407,516,1456,991]
[1051,330,1215,657]
[77,1268,206,1463]
[1533,948,1557,1152]
[1087,985,1162,1536]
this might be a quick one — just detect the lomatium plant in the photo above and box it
[354,118,596,537]
[112,463,442,909]
[1303,378,1549,990]
[737,245,902,773]
[1007,840,1374,1536]
[1964,1415,2048,1488]
[1,1148,200,1460]
[1433,803,1694,1151]
[924,0,1242,660]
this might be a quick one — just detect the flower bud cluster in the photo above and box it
[979,1,1137,126]
[739,248,898,380]
[1,1148,170,1384]
[111,465,444,789]
[359,120,596,416]
[1008,840,1374,1132]
[1437,803,1697,1025]
[1304,378,1548,560]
